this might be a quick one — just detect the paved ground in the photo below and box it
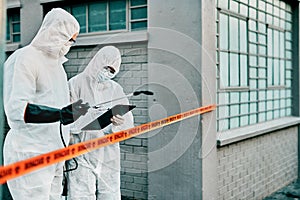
[263,181,300,200]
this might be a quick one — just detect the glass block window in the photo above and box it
[60,0,147,34]
[6,9,21,43]
[216,0,292,131]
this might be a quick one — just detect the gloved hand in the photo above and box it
[111,114,124,126]
[24,99,90,125]
[60,99,90,125]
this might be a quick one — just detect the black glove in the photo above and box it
[24,99,90,125]
[60,99,90,125]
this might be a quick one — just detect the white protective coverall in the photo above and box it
[3,8,79,200]
[67,46,134,200]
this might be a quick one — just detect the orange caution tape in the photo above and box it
[0,104,216,184]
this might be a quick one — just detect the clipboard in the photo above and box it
[82,104,136,130]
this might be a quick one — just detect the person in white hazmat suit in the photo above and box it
[66,46,134,200]
[3,8,90,200]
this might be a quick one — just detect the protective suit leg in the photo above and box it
[4,138,64,200]
[67,160,97,200]
[50,162,64,200]
[96,143,121,200]
[6,159,62,200]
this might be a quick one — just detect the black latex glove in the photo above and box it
[24,99,90,125]
[60,99,90,125]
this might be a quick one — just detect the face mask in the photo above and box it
[97,70,111,83]
[59,42,72,57]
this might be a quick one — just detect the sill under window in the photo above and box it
[217,116,300,147]
[5,43,21,52]
[75,31,148,46]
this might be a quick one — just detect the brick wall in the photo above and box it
[64,42,149,200]
[217,127,298,200]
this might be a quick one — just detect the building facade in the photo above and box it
[3,0,300,199]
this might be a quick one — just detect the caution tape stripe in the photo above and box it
[0,104,216,184]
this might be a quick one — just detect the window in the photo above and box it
[6,9,20,43]
[216,0,292,131]
[219,12,248,88]
[44,0,147,34]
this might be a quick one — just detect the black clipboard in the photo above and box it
[82,104,136,130]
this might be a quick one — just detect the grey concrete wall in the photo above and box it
[217,126,298,200]
[20,0,42,46]
[147,0,216,199]
[64,43,149,199]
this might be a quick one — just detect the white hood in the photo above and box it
[83,46,122,81]
[31,8,80,58]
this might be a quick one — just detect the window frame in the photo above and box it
[216,0,293,132]
[6,8,21,44]
[43,0,147,35]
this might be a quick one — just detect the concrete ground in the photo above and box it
[263,181,300,200]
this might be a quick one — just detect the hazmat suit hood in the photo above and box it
[31,8,80,58]
[83,46,121,81]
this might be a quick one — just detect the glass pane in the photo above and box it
[109,0,126,30]
[131,0,147,6]
[250,56,257,66]
[229,105,239,116]
[240,116,248,126]
[230,0,238,13]
[259,91,266,100]
[274,30,279,57]
[249,20,256,31]
[258,34,266,45]
[279,32,284,57]
[13,34,20,42]
[259,46,266,55]
[274,59,279,85]
[241,104,248,114]
[89,2,107,32]
[259,68,265,77]
[241,92,248,102]
[258,79,266,88]
[72,5,87,33]
[267,111,273,120]
[267,100,273,109]
[240,4,247,16]
[230,117,239,129]
[218,119,229,131]
[131,7,147,20]
[230,53,239,86]
[230,92,239,104]
[267,90,273,100]
[218,92,229,104]
[240,55,247,86]
[219,14,228,50]
[12,23,20,32]
[259,101,266,111]
[229,17,238,51]
[280,60,285,85]
[6,17,10,41]
[12,13,20,21]
[249,44,257,54]
[220,52,228,87]
[250,114,257,124]
[250,102,257,112]
[240,20,247,52]
[131,21,147,30]
[267,29,273,56]
[267,59,273,85]
[218,105,228,119]
[249,0,257,7]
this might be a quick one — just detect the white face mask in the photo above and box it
[59,42,72,57]
[97,67,115,83]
